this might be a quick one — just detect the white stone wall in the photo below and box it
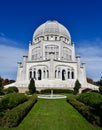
[16,36,88,89]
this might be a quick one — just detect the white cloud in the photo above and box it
[0,36,18,46]
[76,39,102,81]
[0,37,27,79]
[0,32,5,37]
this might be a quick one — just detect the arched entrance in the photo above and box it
[62,70,65,80]
[38,69,42,80]
[34,71,36,79]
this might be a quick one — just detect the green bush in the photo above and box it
[40,89,73,94]
[2,94,37,128]
[99,86,102,94]
[3,86,19,94]
[67,97,100,126]
[76,92,102,109]
[28,78,36,94]
[73,80,81,94]
[0,93,28,110]
[0,88,4,95]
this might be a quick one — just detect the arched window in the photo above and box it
[55,36,57,41]
[47,36,49,41]
[72,72,74,79]
[47,70,49,78]
[34,71,36,79]
[62,70,65,80]
[38,69,42,80]
[29,71,32,79]
[68,71,70,79]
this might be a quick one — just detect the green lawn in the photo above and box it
[0,98,102,130]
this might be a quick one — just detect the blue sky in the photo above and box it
[0,0,102,81]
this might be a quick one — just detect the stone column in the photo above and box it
[82,63,87,82]
[36,69,38,80]
[70,70,71,79]
[16,62,22,81]
[76,55,81,80]
[60,68,62,80]
[42,69,44,79]
[65,69,67,80]
[32,68,34,78]
[56,69,58,79]
[49,52,55,79]
[45,70,47,79]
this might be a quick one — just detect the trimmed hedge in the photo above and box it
[3,86,19,94]
[40,89,73,94]
[0,93,28,110]
[76,92,102,109]
[2,94,37,128]
[67,97,100,126]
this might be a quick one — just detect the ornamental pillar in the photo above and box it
[65,69,67,80]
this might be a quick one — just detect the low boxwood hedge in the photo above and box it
[67,97,100,126]
[40,89,73,94]
[76,92,102,109]
[2,94,37,128]
[0,93,28,111]
[3,86,19,94]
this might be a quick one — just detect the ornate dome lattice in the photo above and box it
[33,20,71,41]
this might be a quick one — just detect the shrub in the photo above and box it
[99,86,102,94]
[3,86,19,94]
[73,80,81,94]
[67,97,100,125]
[0,88,4,95]
[0,93,28,110]
[28,78,36,94]
[40,89,73,94]
[76,92,102,109]
[2,94,37,128]
[0,77,3,89]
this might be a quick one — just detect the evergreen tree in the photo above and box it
[74,79,81,94]
[28,78,36,94]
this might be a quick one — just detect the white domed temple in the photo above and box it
[5,20,98,92]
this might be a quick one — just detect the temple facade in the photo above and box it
[5,20,98,92]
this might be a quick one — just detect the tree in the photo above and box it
[28,78,36,94]
[73,80,81,94]
[98,77,102,94]
[0,76,3,88]
[96,77,102,94]
[0,76,3,95]
[87,77,96,85]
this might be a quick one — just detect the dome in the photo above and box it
[33,20,71,41]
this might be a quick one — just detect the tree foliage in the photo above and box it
[0,77,3,88]
[87,77,97,85]
[73,80,81,94]
[28,78,36,94]
[96,77,102,94]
